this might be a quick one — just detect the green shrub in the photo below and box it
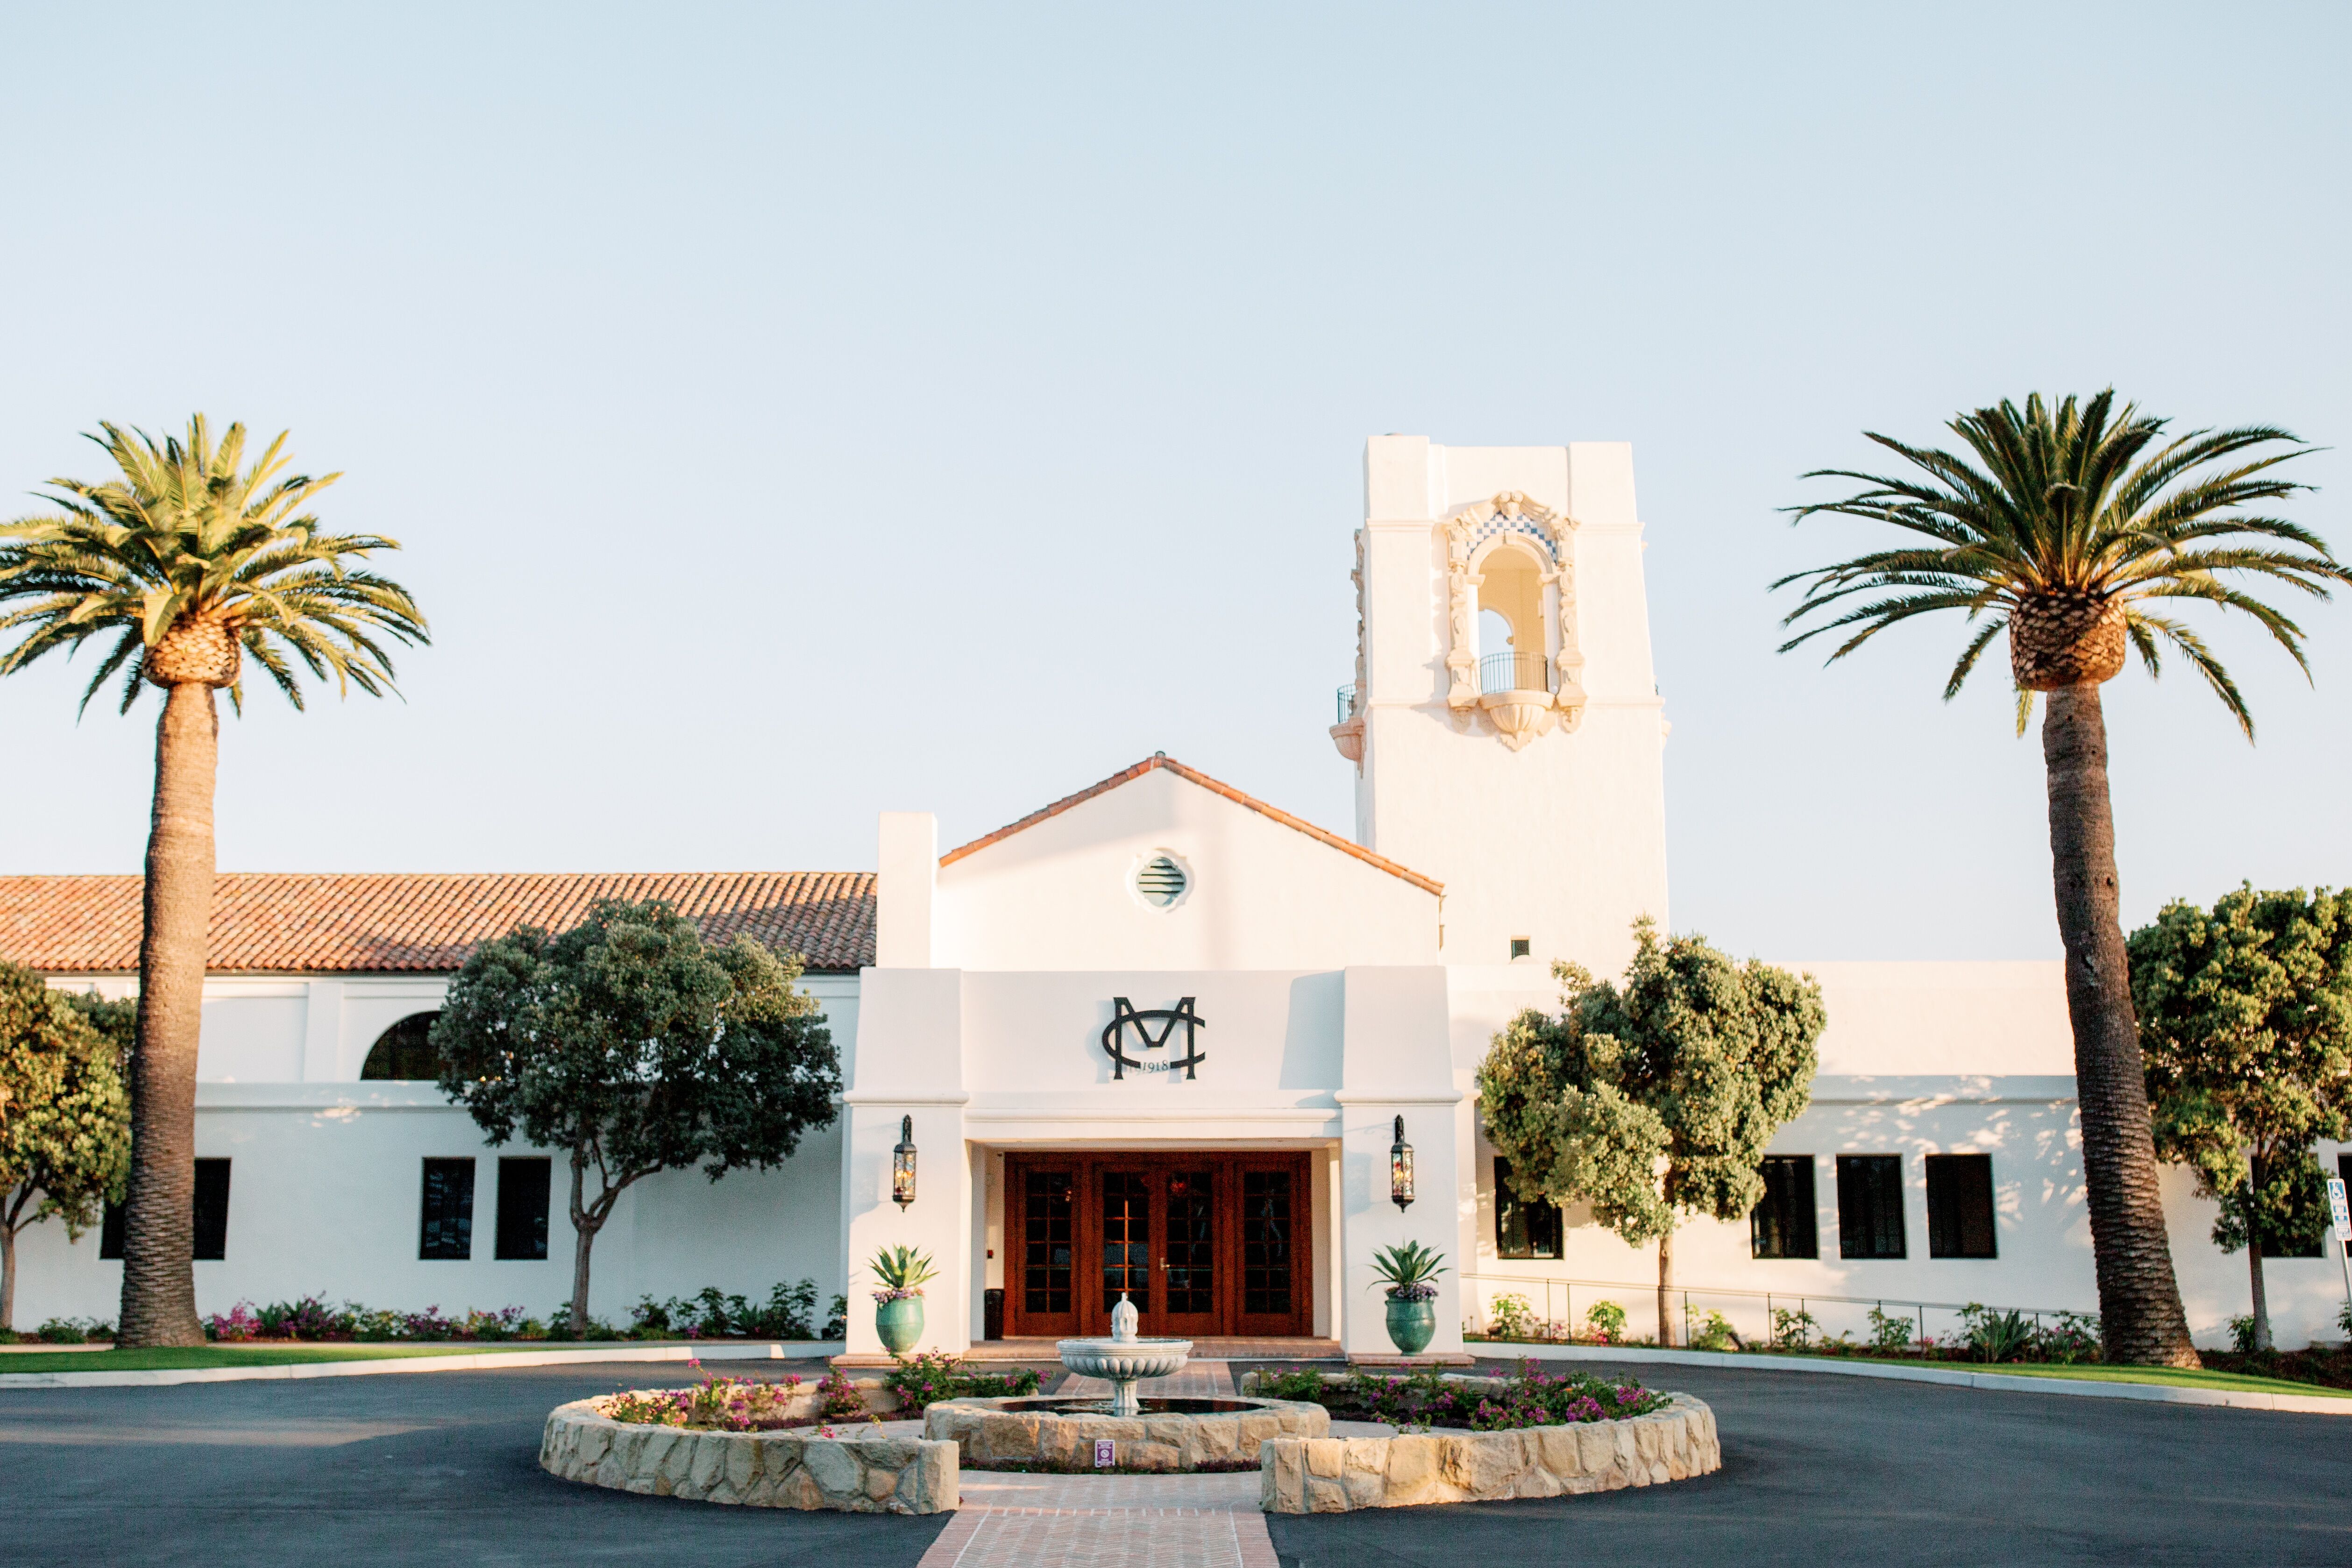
[1959,1304,2035,1363]
[1770,1306,1820,1348]
[1584,1300,1627,1343]
[1487,1293,1536,1340]
[1866,1307,1915,1354]
[1687,1309,1737,1352]
[881,1351,1042,1409]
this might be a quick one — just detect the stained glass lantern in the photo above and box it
[1390,1114,1415,1211]
[892,1115,918,1209]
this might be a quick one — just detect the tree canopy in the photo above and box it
[431,899,841,1328]
[1477,919,1823,1343]
[0,964,134,1331]
[2132,885,2352,1350]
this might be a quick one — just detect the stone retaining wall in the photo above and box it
[539,1398,958,1513]
[1256,1393,1719,1512]
[926,1396,1326,1470]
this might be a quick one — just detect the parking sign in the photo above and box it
[2330,1177,2350,1242]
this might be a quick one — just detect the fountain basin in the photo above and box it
[1055,1335,1191,1384]
[925,1394,1326,1472]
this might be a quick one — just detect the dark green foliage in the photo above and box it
[1478,919,1823,1244]
[429,898,842,1323]
[2133,886,2352,1257]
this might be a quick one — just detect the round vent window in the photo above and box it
[1134,854,1190,908]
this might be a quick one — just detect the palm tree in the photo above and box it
[1777,391,2345,1368]
[0,418,426,1346]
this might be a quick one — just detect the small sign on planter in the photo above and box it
[1094,1439,1116,1468]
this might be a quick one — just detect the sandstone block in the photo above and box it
[1306,1438,1346,1478]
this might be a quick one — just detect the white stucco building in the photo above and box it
[7,437,2346,1351]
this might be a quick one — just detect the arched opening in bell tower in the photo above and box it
[1472,540,1549,695]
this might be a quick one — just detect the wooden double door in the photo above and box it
[1004,1151,1313,1340]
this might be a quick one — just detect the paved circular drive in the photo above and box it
[0,1356,2344,1566]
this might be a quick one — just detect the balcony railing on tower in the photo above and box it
[1335,683,1358,726]
[1478,650,1553,695]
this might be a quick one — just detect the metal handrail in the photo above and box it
[1460,1269,2092,1350]
[1478,650,1551,695]
[1334,683,1358,726]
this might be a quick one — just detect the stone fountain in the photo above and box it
[922,1292,1327,1470]
[1054,1293,1190,1417]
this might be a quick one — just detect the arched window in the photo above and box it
[1473,544,1548,695]
[361,1012,443,1080]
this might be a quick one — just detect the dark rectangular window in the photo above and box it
[1925,1154,1997,1258]
[192,1159,230,1260]
[494,1157,551,1261]
[1494,1157,1563,1260]
[1837,1155,1906,1259]
[1751,1155,1818,1259]
[1241,1170,1293,1315]
[104,1159,231,1259]
[2255,1156,2322,1258]
[419,1158,475,1261]
[1022,1170,1073,1314]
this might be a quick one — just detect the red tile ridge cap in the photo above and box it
[937,754,1443,896]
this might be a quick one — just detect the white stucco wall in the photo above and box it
[931,763,1441,971]
[9,972,859,1332]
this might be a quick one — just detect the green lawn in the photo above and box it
[1468,1341,2352,1399]
[0,1342,565,1375]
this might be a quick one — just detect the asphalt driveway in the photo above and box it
[1267,1356,2352,1568]
[0,1355,2344,1567]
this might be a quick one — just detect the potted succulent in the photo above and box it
[869,1245,937,1354]
[1369,1240,1446,1356]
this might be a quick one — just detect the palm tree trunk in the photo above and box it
[2041,683,2199,1367]
[116,682,217,1348]
[1655,1225,1677,1347]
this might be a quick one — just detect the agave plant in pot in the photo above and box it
[869,1246,937,1354]
[1369,1240,1447,1355]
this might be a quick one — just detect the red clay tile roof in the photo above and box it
[0,872,874,975]
[939,754,1443,896]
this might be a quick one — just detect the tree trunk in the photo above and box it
[2246,1156,2273,1352]
[1656,1225,1677,1347]
[1,1220,16,1334]
[568,1147,598,1335]
[2041,683,2199,1368]
[117,682,217,1348]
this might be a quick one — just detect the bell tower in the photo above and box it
[1331,436,1670,973]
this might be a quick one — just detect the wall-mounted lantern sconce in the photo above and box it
[892,1115,918,1209]
[1390,1114,1415,1211]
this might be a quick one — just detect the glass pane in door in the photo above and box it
[1165,1171,1214,1314]
[1242,1170,1292,1315]
[1023,1171,1073,1314]
[1101,1171,1151,1312]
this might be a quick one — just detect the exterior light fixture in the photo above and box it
[1390,1114,1415,1211]
[892,1115,918,1209]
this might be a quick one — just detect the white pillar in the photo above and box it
[838,965,967,1362]
[876,813,937,968]
[1336,966,1464,1359]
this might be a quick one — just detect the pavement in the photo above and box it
[0,1355,2345,1567]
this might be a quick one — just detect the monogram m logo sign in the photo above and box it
[1099,997,1207,1080]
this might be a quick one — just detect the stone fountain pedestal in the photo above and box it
[1055,1293,1189,1416]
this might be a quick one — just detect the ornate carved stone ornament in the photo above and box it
[1442,491,1588,750]
[1329,532,1368,769]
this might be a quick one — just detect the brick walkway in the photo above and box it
[921,1363,1277,1568]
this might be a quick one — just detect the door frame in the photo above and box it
[1002,1150,1315,1340]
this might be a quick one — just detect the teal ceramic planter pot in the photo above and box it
[1386,1296,1436,1356]
[876,1295,925,1354]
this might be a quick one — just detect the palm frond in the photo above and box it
[1779,390,2336,739]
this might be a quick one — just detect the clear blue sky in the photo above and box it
[2,3,2345,961]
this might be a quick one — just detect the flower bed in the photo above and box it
[1245,1370,1719,1513]
[541,1395,957,1512]
[1248,1361,1672,1431]
[179,1278,848,1345]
